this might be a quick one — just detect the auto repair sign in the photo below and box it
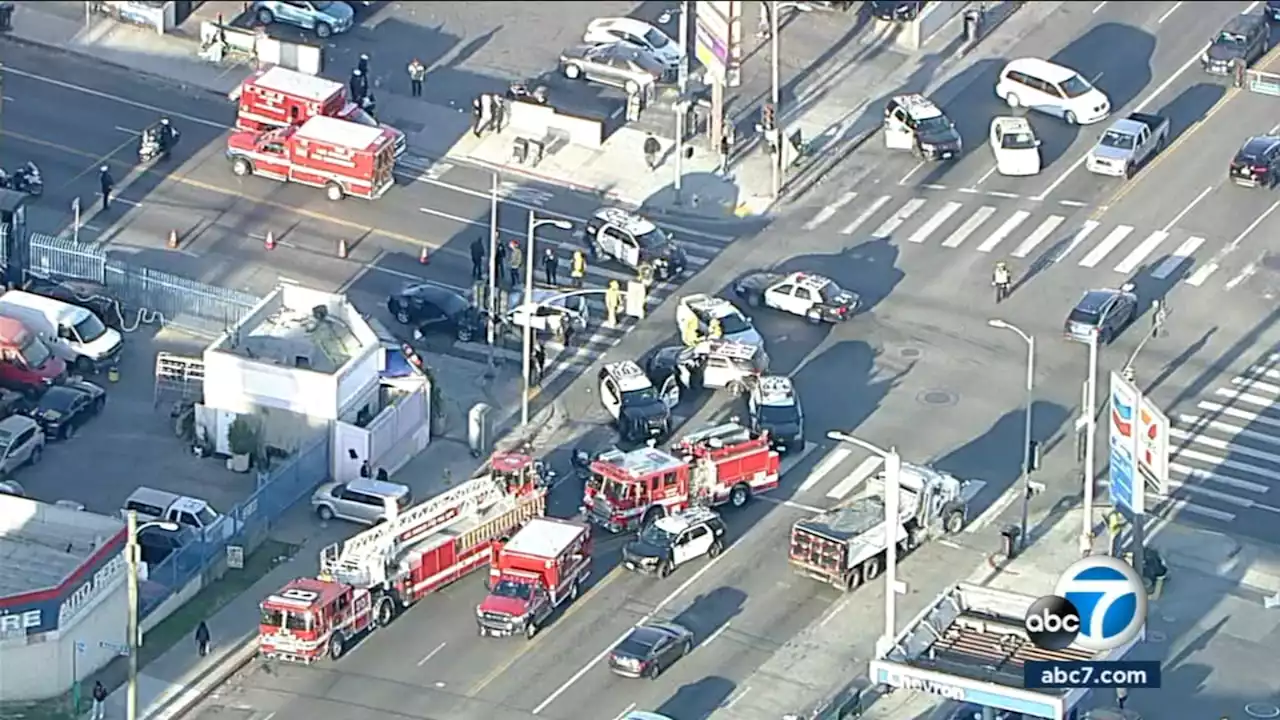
[0,529,127,635]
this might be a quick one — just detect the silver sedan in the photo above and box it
[559,43,667,94]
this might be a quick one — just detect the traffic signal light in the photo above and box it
[761,103,775,131]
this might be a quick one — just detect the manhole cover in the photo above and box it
[920,390,957,406]
[900,347,922,359]
[1246,703,1280,718]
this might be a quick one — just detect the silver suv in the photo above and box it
[312,478,412,525]
[0,415,44,477]
[253,0,354,38]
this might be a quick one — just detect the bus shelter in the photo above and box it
[868,583,1141,719]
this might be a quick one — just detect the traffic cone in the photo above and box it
[338,238,349,259]
[419,246,429,264]
[166,229,179,249]
[264,231,275,250]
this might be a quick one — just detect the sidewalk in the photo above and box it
[3,1,1054,222]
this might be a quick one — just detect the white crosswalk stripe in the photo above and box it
[794,192,1233,288]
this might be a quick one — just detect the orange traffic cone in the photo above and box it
[337,238,349,259]
[419,246,429,264]
[167,229,179,249]
[264,231,275,250]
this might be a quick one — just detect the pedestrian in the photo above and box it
[357,53,370,76]
[757,2,771,38]
[605,280,622,327]
[470,235,486,281]
[98,166,114,211]
[532,342,546,384]
[350,68,368,104]
[407,58,426,97]
[570,249,586,289]
[471,95,483,137]
[508,240,524,289]
[91,681,107,720]
[719,127,734,174]
[194,621,211,657]
[1115,687,1128,710]
[562,317,576,347]
[542,247,559,286]
[643,134,661,171]
[479,94,494,135]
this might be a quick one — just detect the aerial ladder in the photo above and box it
[319,475,508,588]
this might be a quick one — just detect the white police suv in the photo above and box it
[622,507,727,578]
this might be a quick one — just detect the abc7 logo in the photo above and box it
[1024,556,1147,651]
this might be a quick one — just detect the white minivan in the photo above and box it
[0,291,123,374]
[995,58,1111,125]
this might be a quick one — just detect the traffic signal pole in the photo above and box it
[769,0,781,198]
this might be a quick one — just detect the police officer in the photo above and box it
[643,134,662,170]
[532,342,547,384]
[1115,687,1128,710]
[542,247,559,286]
[605,280,622,327]
[992,261,1012,303]
[470,235,486,281]
[407,58,426,97]
[99,166,114,211]
[708,317,723,340]
[508,240,524,289]
[357,53,370,76]
[350,68,368,104]
[570,249,586,289]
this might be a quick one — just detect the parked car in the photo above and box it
[312,478,412,525]
[1202,13,1269,75]
[26,379,106,440]
[137,525,200,567]
[0,415,44,477]
[252,0,354,38]
[583,17,682,72]
[870,1,925,21]
[387,284,479,342]
[21,277,120,329]
[560,43,667,94]
[505,288,589,338]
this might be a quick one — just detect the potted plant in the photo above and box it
[226,415,258,473]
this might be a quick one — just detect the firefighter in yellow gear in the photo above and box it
[570,250,586,288]
[708,317,723,339]
[680,313,700,346]
[605,280,622,327]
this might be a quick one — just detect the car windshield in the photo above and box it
[818,282,847,303]
[758,404,800,425]
[73,313,107,343]
[345,105,377,127]
[717,313,752,335]
[1216,31,1248,46]
[417,287,469,315]
[491,579,534,600]
[1069,308,1101,325]
[1060,74,1094,99]
[639,523,676,548]
[37,389,75,413]
[260,607,284,628]
[635,226,670,249]
[1099,130,1135,150]
[617,629,660,656]
[621,387,659,406]
[195,507,218,526]
[1000,131,1037,150]
[915,116,952,135]
[644,27,670,49]
[19,333,52,368]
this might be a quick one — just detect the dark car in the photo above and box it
[22,277,120,329]
[1230,135,1280,188]
[560,43,669,92]
[27,379,105,440]
[137,525,199,567]
[387,284,478,342]
[1269,0,1280,22]
[607,621,694,678]
[1203,14,1270,75]
[642,345,697,390]
[1064,286,1137,345]
[870,1,925,21]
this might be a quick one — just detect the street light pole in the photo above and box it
[672,0,690,204]
[487,174,499,369]
[827,431,901,657]
[1082,331,1099,556]
[521,211,573,425]
[988,319,1035,550]
[126,511,179,720]
[769,0,781,198]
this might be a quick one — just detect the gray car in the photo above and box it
[253,0,354,38]
[0,415,44,478]
[560,43,667,94]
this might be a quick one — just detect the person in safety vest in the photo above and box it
[570,250,586,288]
[992,261,1012,303]
[605,280,622,326]
[708,317,723,339]
[680,313,700,346]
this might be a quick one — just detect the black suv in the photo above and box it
[1230,135,1280,188]
[747,376,804,454]
[622,507,727,578]
[598,361,673,443]
[1203,13,1270,75]
[386,283,480,341]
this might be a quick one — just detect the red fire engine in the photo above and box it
[582,421,780,532]
[225,115,397,201]
[258,576,374,663]
[258,452,547,662]
[477,517,592,638]
[234,66,407,156]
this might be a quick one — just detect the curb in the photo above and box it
[141,638,258,720]
[779,125,878,204]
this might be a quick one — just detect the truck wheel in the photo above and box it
[944,510,965,534]
[1004,93,1021,109]
[231,157,253,177]
[642,505,665,527]
[570,581,580,601]
[524,620,538,639]
[863,555,882,581]
[842,567,863,591]
[328,634,346,660]
[325,182,345,201]
[375,596,397,627]
[74,356,94,376]
[806,308,823,324]
[316,505,335,521]
[729,484,750,508]
[708,541,723,558]
[29,446,42,466]
[315,22,332,39]
[256,8,274,24]
[1064,110,1078,125]
[658,560,673,578]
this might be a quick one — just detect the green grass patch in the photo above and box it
[138,538,300,666]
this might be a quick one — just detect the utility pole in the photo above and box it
[672,0,690,205]
[486,174,499,373]
[1081,332,1099,557]
[769,0,781,198]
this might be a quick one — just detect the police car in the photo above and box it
[675,294,763,349]
[622,507,727,577]
[732,271,858,323]
[644,340,768,396]
[747,376,804,454]
[582,207,688,284]
[883,94,962,161]
[598,360,677,442]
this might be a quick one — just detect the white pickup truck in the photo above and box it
[1086,112,1170,178]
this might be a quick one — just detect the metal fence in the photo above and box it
[10,233,262,337]
[141,430,332,617]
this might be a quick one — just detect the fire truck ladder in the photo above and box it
[319,476,506,588]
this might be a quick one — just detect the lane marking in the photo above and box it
[1170,461,1269,494]
[417,642,446,666]
[1,65,226,128]
[1150,236,1204,280]
[1092,2,1108,13]
[818,596,852,628]
[1160,185,1213,233]
[906,201,962,244]
[1161,498,1236,522]
[977,210,1030,253]
[966,482,1022,533]
[1157,1,1182,23]
[1010,215,1064,258]
[870,198,925,238]
[826,456,884,500]
[725,686,752,709]
[1175,414,1280,468]
[612,704,637,720]
[1198,401,1280,431]
[1078,224,1133,268]
[798,447,852,492]
[697,621,731,650]
[840,195,891,235]
[941,205,995,248]
[1112,230,1168,275]
[1053,220,1100,263]
[975,165,998,186]
[1187,198,1280,286]
[898,161,926,186]
[803,190,857,230]
[1225,261,1258,291]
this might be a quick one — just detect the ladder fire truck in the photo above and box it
[581,421,780,533]
[258,452,546,662]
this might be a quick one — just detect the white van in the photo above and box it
[0,291,123,374]
[995,58,1111,125]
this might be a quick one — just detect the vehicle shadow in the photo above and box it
[656,675,738,719]
[670,585,746,646]
[766,236,905,317]
[1158,82,1227,144]
[792,340,913,446]
[913,58,1007,188]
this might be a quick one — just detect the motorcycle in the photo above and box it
[1,162,42,196]
[138,124,180,163]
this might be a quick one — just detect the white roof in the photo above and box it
[606,360,653,392]
[682,294,739,319]
[169,496,215,515]
[612,446,685,478]
[705,339,759,361]
[1003,57,1078,82]
[594,207,658,235]
[504,517,586,558]
[992,115,1034,135]
[756,375,796,405]
[296,115,386,149]
[588,17,656,35]
[653,507,719,534]
[786,272,832,291]
[0,494,125,598]
[254,66,344,103]
[0,290,89,325]
[892,93,942,119]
